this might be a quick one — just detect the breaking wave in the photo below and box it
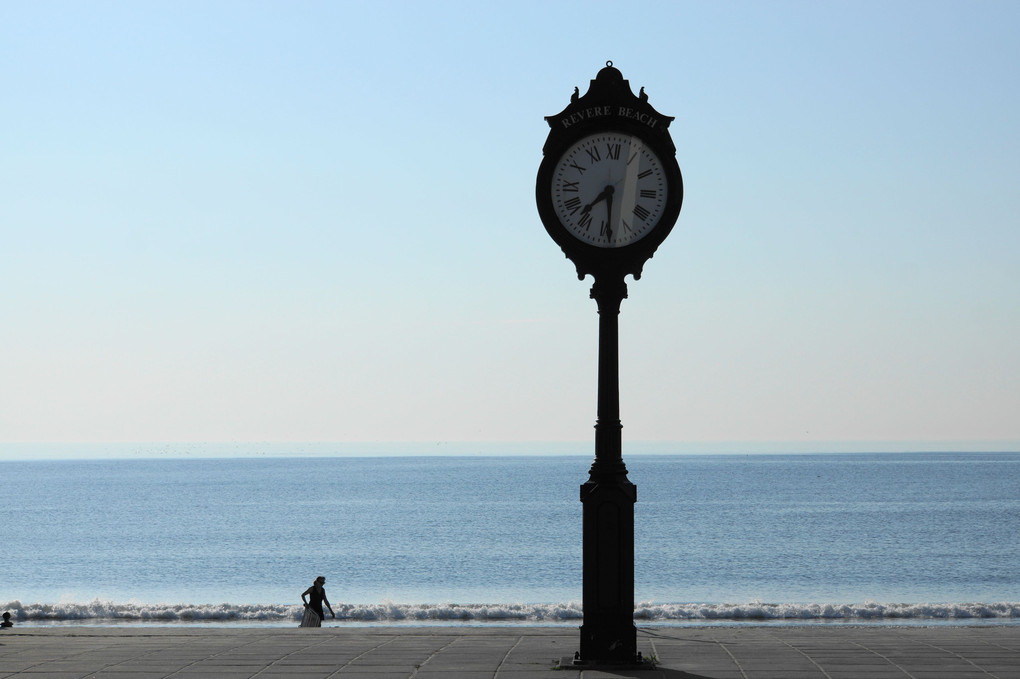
[3,600,1019,626]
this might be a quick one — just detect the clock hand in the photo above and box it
[580,184,615,215]
[605,191,614,241]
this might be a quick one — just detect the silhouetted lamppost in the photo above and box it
[535,62,683,667]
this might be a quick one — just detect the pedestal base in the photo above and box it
[580,473,637,664]
[559,654,656,671]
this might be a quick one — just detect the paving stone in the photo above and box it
[0,626,1018,678]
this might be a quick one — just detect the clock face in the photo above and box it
[551,132,668,248]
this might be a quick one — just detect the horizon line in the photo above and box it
[2,440,1019,461]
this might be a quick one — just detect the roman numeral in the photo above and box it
[570,162,586,174]
[637,169,653,179]
[640,189,657,199]
[585,147,601,163]
[564,197,582,214]
[599,221,612,239]
[621,219,633,234]
[606,143,621,160]
[562,180,579,192]
[579,211,593,231]
[633,204,650,221]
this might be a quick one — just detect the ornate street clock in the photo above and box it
[535,63,684,668]
[536,62,683,281]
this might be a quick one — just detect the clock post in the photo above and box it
[581,272,636,665]
[535,63,683,667]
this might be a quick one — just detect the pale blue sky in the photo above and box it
[2,1,1018,454]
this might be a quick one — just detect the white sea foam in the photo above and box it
[3,599,1018,625]
[632,601,1020,621]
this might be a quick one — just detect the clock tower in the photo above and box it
[536,62,684,667]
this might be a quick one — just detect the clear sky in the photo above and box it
[2,1,1018,455]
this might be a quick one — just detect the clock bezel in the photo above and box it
[548,130,671,250]
[536,118,683,280]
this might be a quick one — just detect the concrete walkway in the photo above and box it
[1,625,1018,678]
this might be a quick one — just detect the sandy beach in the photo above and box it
[1,625,1018,678]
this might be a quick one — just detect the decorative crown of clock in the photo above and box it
[536,62,683,281]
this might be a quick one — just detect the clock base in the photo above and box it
[558,654,656,671]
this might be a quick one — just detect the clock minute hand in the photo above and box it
[605,190,614,240]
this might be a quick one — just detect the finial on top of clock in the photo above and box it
[597,60,622,81]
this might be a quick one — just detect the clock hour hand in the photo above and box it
[580,184,615,215]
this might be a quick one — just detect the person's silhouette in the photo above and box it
[1,612,12,628]
[301,576,335,625]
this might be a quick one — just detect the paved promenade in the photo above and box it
[1,625,1018,679]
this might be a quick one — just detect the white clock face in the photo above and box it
[551,132,668,248]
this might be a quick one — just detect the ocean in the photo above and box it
[1,452,1018,627]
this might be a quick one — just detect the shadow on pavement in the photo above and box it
[589,670,716,679]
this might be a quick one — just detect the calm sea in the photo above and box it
[1,452,1018,626]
